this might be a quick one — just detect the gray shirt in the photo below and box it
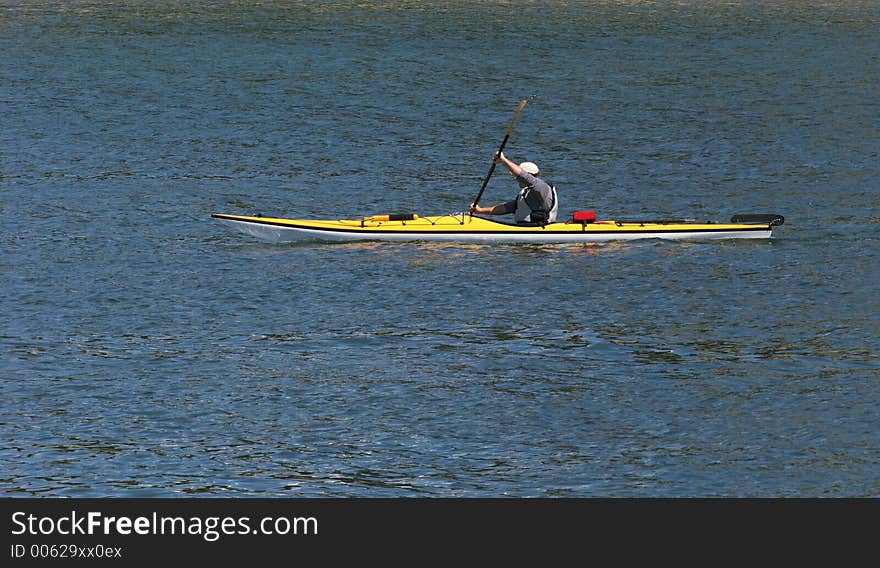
[499,171,554,215]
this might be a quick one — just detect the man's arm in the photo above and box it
[494,151,523,177]
[470,200,515,215]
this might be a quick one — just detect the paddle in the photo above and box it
[471,99,527,210]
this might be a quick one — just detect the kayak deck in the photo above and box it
[211,212,783,243]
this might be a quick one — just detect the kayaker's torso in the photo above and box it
[502,171,558,224]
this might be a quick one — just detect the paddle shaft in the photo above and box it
[472,99,527,207]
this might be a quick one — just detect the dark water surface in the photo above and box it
[2,1,878,496]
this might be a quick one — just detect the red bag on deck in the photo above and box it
[572,210,596,222]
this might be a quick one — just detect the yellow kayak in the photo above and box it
[211,212,784,244]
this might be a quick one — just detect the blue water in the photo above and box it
[2,1,878,496]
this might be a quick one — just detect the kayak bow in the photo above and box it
[211,212,784,244]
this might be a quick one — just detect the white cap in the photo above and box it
[519,161,540,175]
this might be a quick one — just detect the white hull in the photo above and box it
[215,217,773,244]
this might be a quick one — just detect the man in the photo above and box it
[469,151,558,225]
